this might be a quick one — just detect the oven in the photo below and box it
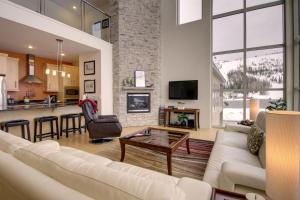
[64,86,79,100]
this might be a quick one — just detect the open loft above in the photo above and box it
[7,0,111,42]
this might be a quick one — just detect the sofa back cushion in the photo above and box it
[14,144,186,200]
[258,138,266,168]
[0,151,92,200]
[0,131,31,154]
[255,112,266,132]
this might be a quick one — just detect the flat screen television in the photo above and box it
[169,80,198,100]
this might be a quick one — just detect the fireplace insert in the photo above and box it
[127,93,150,113]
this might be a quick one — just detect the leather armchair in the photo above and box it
[81,102,122,140]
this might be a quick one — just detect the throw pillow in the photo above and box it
[247,125,264,155]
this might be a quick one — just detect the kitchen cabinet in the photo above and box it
[45,64,59,92]
[6,57,19,91]
[0,53,8,75]
[63,65,79,87]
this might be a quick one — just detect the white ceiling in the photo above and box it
[0,17,97,63]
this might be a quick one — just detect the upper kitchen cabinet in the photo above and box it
[63,65,79,87]
[45,64,59,92]
[6,57,19,91]
[0,53,8,75]
[0,54,19,91]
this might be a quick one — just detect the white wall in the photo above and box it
[0,0,110,50]
[79,49,113,115]
[160,0,212,128]
[0,0,113,115]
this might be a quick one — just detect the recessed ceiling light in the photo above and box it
[28,45,33,49]
[61,53,65,56]
[72,6,77,10]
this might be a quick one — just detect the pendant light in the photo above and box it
[45,39,69,78]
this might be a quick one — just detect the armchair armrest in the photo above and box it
[224,124,252,134]
[219,161,265,192]
[98,115,118,119]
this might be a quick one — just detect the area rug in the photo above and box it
[98,139,214,180]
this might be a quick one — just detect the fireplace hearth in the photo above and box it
[127,93,150,113]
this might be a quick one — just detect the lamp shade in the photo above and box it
[266,111,300,200]
[249,98,260,120]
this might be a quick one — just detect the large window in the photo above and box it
[212,0,285,125]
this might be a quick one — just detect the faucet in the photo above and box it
[48,95,55,106]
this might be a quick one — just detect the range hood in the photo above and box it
[23,54,43,84]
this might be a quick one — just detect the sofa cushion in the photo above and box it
[216,130,248,150]
[177,178,212,200]
[0,151,92,200]
[247,125,264,155]
[258,138,266,168]
[108,161,179,185]
[203,143,261,188]
[60,146,112,166]
[0,130,31,154]
[14,145,187,200]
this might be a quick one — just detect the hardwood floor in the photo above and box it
[57,125,218,154]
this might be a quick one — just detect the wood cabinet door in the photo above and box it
[6,57,19,91]
[0,54,8,75]
[46,64,59,92]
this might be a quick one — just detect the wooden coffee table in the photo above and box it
[119,127,190,175]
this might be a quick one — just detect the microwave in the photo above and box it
[64,86,79,99]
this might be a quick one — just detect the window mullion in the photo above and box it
[243,0,247,120]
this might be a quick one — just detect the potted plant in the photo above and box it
[266,98,287,111]
[177,113,189,127]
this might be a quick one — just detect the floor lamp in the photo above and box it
[266,111,300,200]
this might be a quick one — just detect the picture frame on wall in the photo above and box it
[84,80,96,93]
[102,18,109,29]
[84,61,95,75]
[135,70,145,87]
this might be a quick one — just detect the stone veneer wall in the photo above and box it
[110,0,161,127]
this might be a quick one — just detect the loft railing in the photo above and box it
[8,0,111,42]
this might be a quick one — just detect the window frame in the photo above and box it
[212,0,286,122]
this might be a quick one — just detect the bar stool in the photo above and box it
[0,120,31,141]
[34,116,59,142]
[60,113,81,137]
[80,113,87,132]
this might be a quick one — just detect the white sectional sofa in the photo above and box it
[203,112,266,195]
[0,130,212,200]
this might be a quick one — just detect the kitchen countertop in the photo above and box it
[0,102,79,112]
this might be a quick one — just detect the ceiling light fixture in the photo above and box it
[28,45,33,49]
[60,53,65,57]
[72,5,77,10]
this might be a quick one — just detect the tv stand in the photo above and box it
[163,108,200,130]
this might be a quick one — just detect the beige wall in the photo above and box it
[160,0,212,128]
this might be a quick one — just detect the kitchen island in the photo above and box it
[0,103,83,140]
